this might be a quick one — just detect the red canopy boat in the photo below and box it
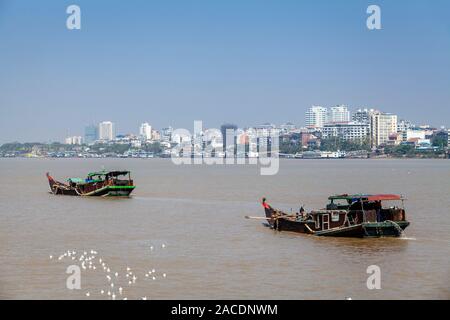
[252,194,410,238]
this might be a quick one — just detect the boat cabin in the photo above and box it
[67,170,133,193]
[85,171,133,186]
[312,194,406,231]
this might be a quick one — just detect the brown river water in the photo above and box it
[0,158,449,299]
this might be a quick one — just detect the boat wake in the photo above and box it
[398,236,416,241]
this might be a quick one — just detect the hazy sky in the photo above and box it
[0,0,449,143]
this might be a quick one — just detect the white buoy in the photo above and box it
[49,255,53,260]
[162,244,166,248]
[163,273,167,278]
[86,292,90,297]
[115,272,119,277]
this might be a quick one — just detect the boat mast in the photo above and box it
[360,198,366,223]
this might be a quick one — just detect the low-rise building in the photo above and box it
[405,129,426,142]
[387,133,403,146]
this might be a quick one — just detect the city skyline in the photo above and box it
[50,104,450,144]
[3,103,447,145]
[1,0,450,143]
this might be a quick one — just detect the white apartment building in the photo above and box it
[65,136,83,145]
[370,112,398,147]
[99,121,115,141]
[448,129,450,147]
[321,122,370,141]
[160,127,173,142]
[405,129,426,141]
[151,129,161,141]
[305,106,328,128]
[397,119,414,133]
[328,105,350,123]
[139,122,152,140]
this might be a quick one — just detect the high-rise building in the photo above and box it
[139,123,152,140]
[98,121,115,141]
[161,127,173,143]
[305,106,328,128]
[221,124,238,155]
[370,112,398,147]
[328,105,350,123]
[84,125,98,144]
[352,108,376,125]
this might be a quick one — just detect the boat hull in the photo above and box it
[52,185,135,197]
[82,186,135,197]
[270,218,316,234]
[313,221,410,238]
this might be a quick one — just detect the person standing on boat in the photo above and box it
[297,205,305,220]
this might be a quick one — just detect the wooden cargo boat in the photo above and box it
[252,194,410,238]
[46,170,135,197]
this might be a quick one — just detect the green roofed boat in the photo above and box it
[46,170,135,197]
[252,194,410,238]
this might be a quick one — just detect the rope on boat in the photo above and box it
[74,187,83,196]
[385,220,404,236]
[362,224,370,237]
[304,223,315,234]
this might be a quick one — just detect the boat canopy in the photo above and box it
[87,170,130,177]
[328,194,403,202]
[67,178,85,184]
